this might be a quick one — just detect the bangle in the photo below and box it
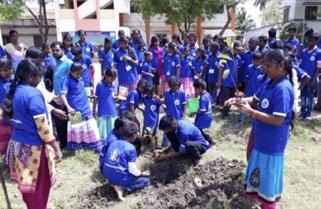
[251,110,256,118]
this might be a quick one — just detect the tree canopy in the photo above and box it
[132,0,239,33]
[0,1,24,20]
[235,6,255,34]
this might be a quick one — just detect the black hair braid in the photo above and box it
[2,71,20,118]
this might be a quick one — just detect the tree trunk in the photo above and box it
[42,0,49,48]
[219,4,232,36]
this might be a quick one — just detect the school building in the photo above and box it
[0,0,236,47]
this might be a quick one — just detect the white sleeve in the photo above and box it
[128,162,141,176]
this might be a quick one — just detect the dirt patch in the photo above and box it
[138,158,257,209]
[75,158,257,209]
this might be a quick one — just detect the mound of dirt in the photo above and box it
[137,158,257,209]
[75,158,257,209]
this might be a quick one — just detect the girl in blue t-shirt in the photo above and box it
[161,42,180,96]
[141,51,155,85]
[61,62,102,152]
[225,50,294,209]
[93,69,118,141]
[193,79,214,146]
[192,47,208,80]
[142,84,162,149]
[180,46,195,99]
[2,59,62,208]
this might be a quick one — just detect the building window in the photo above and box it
[2,35,10,45]
[305,6,318,20]
[33,35,43,48]
[283,7,290,23]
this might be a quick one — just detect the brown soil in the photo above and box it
[75,158,257,209]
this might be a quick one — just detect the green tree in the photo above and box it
[132,0,239,33]
[0,0,51,47]
[235,6,256,34]
[0,1,24,20]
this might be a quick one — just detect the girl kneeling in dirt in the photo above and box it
[225,49,294,209]
[154,115,209,166]
[102,121,150,201]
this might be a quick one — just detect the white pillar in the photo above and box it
[0,27,3,46]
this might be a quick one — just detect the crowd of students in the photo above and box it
[0,26,320,209]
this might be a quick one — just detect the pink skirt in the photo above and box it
[181,77,195,99]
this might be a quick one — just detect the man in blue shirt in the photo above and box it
[103,121,150,201]
[300,33,321,118]
[155,115,209,166]
[112,30,125,51]
[268,28,277,48]
[239,37,258,91]
[99,38,114,77]
[284,26,300,55]
[50,41,73,148]
[217,41,243,118]
[72,46,93,87]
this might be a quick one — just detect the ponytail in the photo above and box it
[2,59,44,118]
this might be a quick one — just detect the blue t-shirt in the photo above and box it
[176,120,209,153]
[119,90,141,114]
[219,53,239,88]
[254,76,294,155]
[163,53,180,80]
[180,55,193,79]
[239,50,255,83]
[195,91,213,129]
[64,48,74,60]
[99,129,121,168]
[44,54,56,72]
[62,75,92,119]
[190,46,198,58]
[113,48,138,85]
[164,90,186,120]
[0,46,6,58]
[135,47,146,73]
[245,64,263,97]
[112,39,121,51]
[95,81,117,117]
[284,37,300,51]
[300,47,321,78]
[11,85,47,145]
[75,41,94,58]
[292,64,307,81]
[0,78,11,104]
[207,52,220,83]
[192,58,208,79]
[98,49,114,71]
[141,61,154,84]
[103,140,137,186]
[74,55,92,87]
[53,56,73,96]
[143,96,162,127]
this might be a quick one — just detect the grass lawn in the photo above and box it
[1,110,321,209]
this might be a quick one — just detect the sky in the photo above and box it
[238,0,263,28]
